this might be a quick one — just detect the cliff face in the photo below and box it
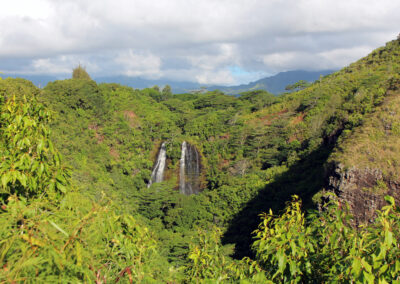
[325,88,400,225]
[327,163,400,225]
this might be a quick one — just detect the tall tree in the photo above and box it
[72,64,91,80]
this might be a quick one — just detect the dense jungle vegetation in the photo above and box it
[1,38,400,282]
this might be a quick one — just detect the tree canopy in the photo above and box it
[72,64,92,80]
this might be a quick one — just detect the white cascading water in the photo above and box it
[147,142,167,188]
[179,141,201,195]
[179,141,187,193]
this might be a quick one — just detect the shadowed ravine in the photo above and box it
[222,142,335,259]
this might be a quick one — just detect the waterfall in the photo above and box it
[179,141,202,195]
[147,142,167,188]
[179,142,187,193]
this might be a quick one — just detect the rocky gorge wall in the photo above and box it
[326,163,400,225]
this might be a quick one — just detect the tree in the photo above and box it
[72,64,91,80]
[285,80,310,91]
[0,95,70,199]
[161,85,172,100]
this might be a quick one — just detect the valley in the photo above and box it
[1,37,400,282]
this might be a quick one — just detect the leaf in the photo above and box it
[361,259,372,273]
[289,261,298,276]
[384,195,395,206]
[39,162,44,175]
[37,139,44,154]
[21,234,45,247]
[1,173,10,188]
[385,231,393,247]
[76,241,82,267]
[363,271,375,283]
[18,173,27,187]
[56,182,67,193]
[352,258,361,277]
[49,220,69,237]
[378,264,388,275]
[277,252,286,273]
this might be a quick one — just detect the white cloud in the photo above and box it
[115,50,162,78]
[0,0,52,19]
[186,44,239,70]
[318,46,373,67]
[0,0,399,84]
[31,58,72,74]
[196,69,235,85]
[260,46,374,72]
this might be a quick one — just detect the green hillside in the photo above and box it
[1,38,400,282]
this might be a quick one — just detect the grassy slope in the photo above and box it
[329,88,400,185]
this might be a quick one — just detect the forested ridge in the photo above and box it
[1,38,400,282]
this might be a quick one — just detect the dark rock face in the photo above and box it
[179,141,202,195]
[327,163,400,225]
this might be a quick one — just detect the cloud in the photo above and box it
[260,46,373,72]
[0,0,399,84]
[195,69,235,85]
[31,58,72,74]
[115,50,162,78]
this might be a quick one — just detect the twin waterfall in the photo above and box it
[179,141,202,195]
[147,142,167,188]
[147,141,202,195]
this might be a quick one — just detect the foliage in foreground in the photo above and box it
[0,96,69,199]
[0,193,171,283]
[186,195,400,283]
[185,228,266,283]
[0,94,175,283]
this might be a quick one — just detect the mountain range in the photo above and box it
[1,69,334,95]
[207,70,335,94]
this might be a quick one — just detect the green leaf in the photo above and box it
[56,182,67,193]
[363,271,374,283]
[289,261,298,276]
[18,173,27,187]
[361,259,372,273]
[1,173,10,188]
[384,195,395,206]
[385,231,393,247]
[352,259,361,276]
[277,252,286,273]
[378,264,388,275]
[37,139,44,154]
[49,220,69,237]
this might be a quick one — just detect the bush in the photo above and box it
[251,195,400,283]
[0,95,70,199]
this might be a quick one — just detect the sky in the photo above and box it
[0,0,399,85]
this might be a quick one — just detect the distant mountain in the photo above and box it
[96,70,336,95]
[94,76,200,94]
[207,70,335,95]
[1,73,199,94]
[0,74,58,88]
[1,70,335,95]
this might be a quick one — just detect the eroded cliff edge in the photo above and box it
[325,88,400,225]
[326,163,400,225]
